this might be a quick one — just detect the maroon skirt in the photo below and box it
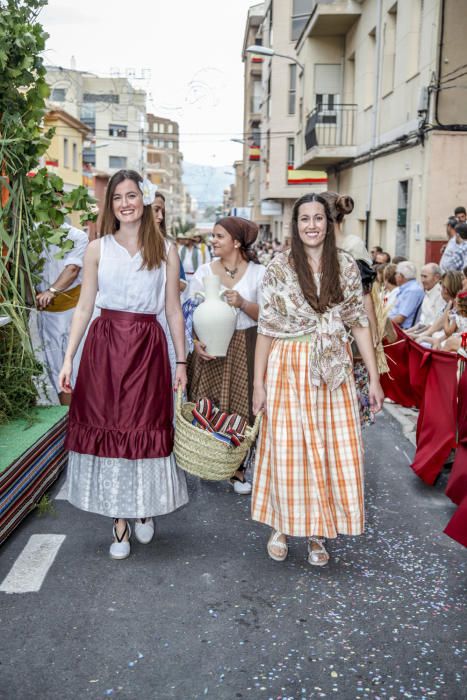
[66,309,174,459]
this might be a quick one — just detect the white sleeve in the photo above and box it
[187,264,208,297]
[63,227,89,268]
[255,264,266,305]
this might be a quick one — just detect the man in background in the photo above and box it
[179,229,202,281]
[406,263,444,336]
[32,224,88,405]
[440,216,461,271]
[454,206,466,223]
[389,261,425,330]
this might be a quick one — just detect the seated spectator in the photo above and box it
[440,217,464,271]
[443,290,467,352]
[382,263,399,308]
[440,298,467,352]
[389,261,425,329]
[455,205,466,223]
[416,270,463,347]
[375,251,391,264]
[406,263,444,334]
[392,255,408,265]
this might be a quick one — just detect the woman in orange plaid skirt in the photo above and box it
[251,193,384,566]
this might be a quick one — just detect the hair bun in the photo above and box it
[336,194,354,215]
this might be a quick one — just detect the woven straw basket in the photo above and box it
[174,387,263,481]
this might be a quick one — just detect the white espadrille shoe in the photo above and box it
[134,518,155,545]
[109,520,131,560]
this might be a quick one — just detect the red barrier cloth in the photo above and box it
[381,326,458,484]
[444,369,467,547]
[411,346,458,484]
[380,334,417,407]
[444,500,467,546]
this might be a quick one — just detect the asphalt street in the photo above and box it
[0,409,465,700]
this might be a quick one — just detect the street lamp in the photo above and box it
[245,45,304,73]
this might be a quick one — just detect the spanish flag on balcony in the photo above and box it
[249,146,260,162]
[287,165,327,185]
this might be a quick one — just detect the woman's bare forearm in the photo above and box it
[363,294,378,344]
[166,307,186,362]
[241,300,259,321]
[64,306,94,360]
[254,334,273,387]
[352,325,379,381]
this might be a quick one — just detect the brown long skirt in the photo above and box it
[187,327,257,425]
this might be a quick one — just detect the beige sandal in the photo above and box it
[267,530,288,562]
[307,537,329,566]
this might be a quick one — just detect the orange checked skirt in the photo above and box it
[252,337,364,539]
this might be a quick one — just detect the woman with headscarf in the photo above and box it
[187,216,266,493]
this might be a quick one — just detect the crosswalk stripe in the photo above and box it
[0,534,66,594]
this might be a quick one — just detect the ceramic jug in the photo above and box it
[193,275,237,357]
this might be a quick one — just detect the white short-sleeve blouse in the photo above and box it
[188,260,266,330]
[96,235,167,315]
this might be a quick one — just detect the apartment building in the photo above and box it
[43,109,90,190]
[237,3,270,233]
[146,114,185,231]
[46,67,147,175]
[238,0,328,242]
[43,109,90,227]
[294,0,467,267]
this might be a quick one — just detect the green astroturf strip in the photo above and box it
[0,406,68,473]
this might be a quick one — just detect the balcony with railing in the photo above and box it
[298,103,357,168]
[303,1,362,38]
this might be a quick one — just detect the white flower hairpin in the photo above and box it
[138,178,158,206]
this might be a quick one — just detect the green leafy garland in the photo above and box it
[0,0,97,422]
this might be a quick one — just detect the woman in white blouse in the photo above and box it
[187,217,266,494]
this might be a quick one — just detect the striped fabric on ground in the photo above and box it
[0,416,68,546]
[252,338,364,539]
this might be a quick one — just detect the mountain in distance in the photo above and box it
[182,162,234,209]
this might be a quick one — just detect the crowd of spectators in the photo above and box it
[181,207,467,358]
[373,205,467,354]
[254,238,284,265]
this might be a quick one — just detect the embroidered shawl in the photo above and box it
[258,250,369,391]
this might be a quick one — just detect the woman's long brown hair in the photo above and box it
[97,169,166,269]
[290,192,344,313]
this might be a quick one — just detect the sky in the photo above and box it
[39,0,260,169]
